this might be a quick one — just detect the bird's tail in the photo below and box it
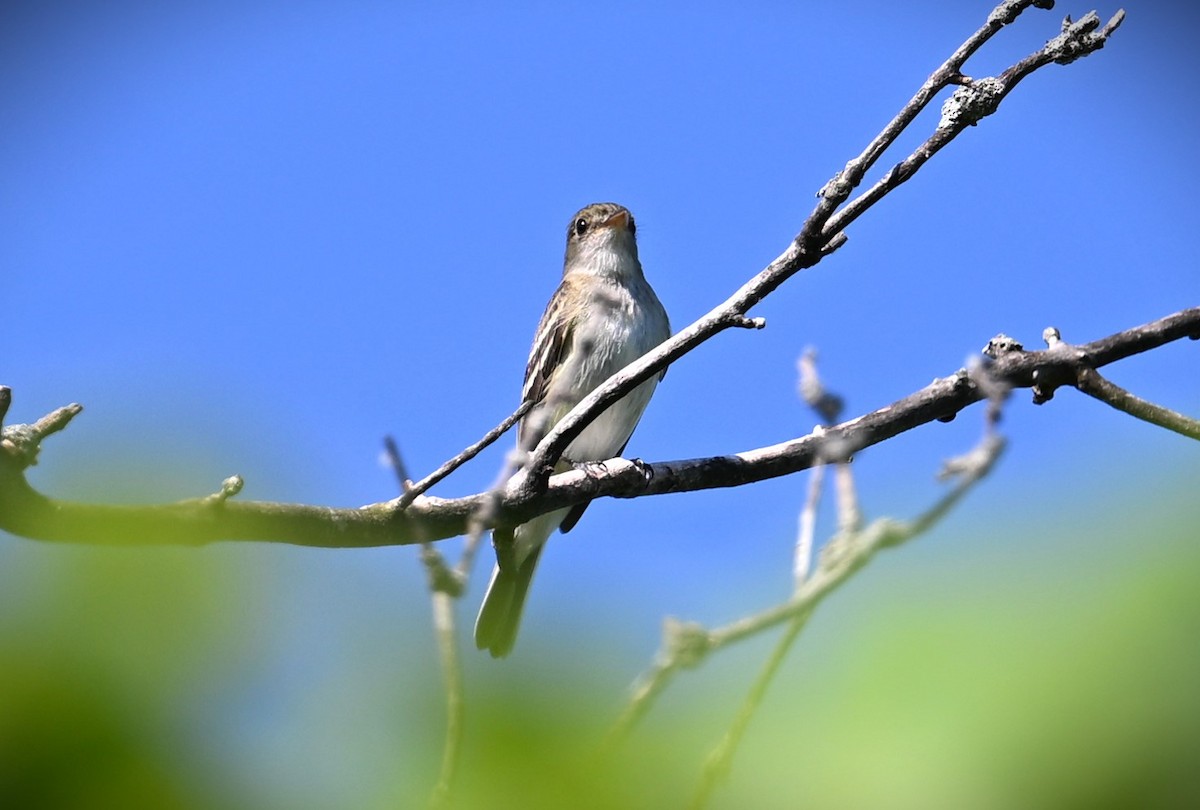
[474,546,543,658]
[474,510,562,658]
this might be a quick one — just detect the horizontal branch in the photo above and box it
[1,307,1194,550]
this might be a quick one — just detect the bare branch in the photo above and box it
[689,358,997,807]
[823,8,1125,239]
[607,617,710,748]
[618,425,1006,753]
[793,462,824,586]
[0,307,1195,549]
[720,434,1005,651]
[797,348,845,426]
[697,351,852,804]
[1035,317,1200,441]
[813,0,1052,225]
[383,436,468,806]
[398,400,533,508]
[1076,367,1200,441]
[691,613,805,810]
[517,1,1123,494]
[0,401,83,469]
[427,590,464,809]
[793,348,849,584]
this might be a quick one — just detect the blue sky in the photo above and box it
[2,1,1198,804]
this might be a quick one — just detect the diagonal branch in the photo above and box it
[1075,367,1200,441]
[824,9,1125,238]
[614,425,1007,754]
[517,1,1123,494]
[685,354,857,808]
[397,400,533,509]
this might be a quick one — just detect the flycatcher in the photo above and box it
[474,202,671,658]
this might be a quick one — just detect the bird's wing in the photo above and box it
[517,276,579,449]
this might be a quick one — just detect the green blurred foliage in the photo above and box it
[2,461,1200,809]
[0,548,262,809]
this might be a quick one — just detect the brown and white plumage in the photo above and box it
[474,203,670,658]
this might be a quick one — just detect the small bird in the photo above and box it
[474,202,671,658]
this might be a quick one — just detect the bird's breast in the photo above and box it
[553,282,668,462]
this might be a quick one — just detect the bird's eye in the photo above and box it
[628,218,636,236]
[574,218,589,236]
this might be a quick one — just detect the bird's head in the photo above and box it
[563,202,641,278]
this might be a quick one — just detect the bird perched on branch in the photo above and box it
[474,202,671,658]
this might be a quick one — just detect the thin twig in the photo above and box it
[823,10,1125,240]
[606,617,709,748]
[797,348,845,426]
[694,352,857,807]
[690,612,809,810]
[385,436,467,807]
[454,520,488,583]
[818,0,1052,230]
[615,429,1006,748]
[793,462,824,585]
[833,463,860,536]
[793,349,843,585]
[695,352,848,807]
[427,591,464,809]
[399,400,533,508]
[388,408,537,802]
[0,399,83,468]
[418,423,535,802]
[1075,367,1200,441]
[713,434,1005,650]
[705,431,1009,775]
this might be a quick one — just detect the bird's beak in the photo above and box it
[602,209,630,231]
